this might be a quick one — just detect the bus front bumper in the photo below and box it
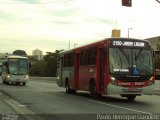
[5,75,29,83]
[106,83,155,95]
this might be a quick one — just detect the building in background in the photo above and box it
[145,36,160,51]
[146,36,160,90]
[32,49,44,61]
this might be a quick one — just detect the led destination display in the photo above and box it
[112,40,147,47]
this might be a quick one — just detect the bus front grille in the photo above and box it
[116,76,150,82]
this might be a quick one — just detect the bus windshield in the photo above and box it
[8,58,29,75]
[109,48,153,75]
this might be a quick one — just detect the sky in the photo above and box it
[0,0,159,55]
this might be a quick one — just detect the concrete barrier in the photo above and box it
[29,77,57,82]
[154,80,160,95]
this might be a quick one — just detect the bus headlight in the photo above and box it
[7,75,13,78]
[23,75,29,79]
[57,76,59,80]
[7,75,10,78]
[110,76,116,85]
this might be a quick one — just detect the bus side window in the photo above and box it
[88,47,97,65]
[71,53,74,66]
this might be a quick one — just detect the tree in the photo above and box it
[44,50,62,76]
[157,44,160,51]
[30,61,47,76]
[29,50,62,77]
[13,50,27,56]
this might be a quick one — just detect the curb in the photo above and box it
[153,90,160,95]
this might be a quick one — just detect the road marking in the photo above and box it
[138,95,160,103]
[17,104,26,107]
[0,91,45,120]
[0,88,64,92]
[104,95,160,103]
[4,98,46,120]
[88,99,152,114]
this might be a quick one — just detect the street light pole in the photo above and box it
[128,28,133,38]
[74,44,78,48]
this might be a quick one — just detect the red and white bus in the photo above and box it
[57,38,155,101]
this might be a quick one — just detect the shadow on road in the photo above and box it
[58,91,152,106]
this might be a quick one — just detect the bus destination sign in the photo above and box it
[112,41,146,47]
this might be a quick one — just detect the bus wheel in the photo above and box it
[16,82,20,85]
[127,95,136,101]
[65,80,71,94]
[22,82,26,86]
[2,80,5,84]
[6,82,9,85]
[89,80,101,98]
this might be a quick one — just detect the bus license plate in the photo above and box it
[128,88,137,92]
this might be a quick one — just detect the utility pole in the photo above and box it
[68,40,70,49]
[128,28,133,38]
[74,44,78,48]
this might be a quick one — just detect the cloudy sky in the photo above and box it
[0,0,159,55]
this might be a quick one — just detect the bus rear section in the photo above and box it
[2,55,30,86]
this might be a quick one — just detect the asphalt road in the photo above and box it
[0,77,160,120]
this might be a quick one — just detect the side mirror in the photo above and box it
[4,62,9,67]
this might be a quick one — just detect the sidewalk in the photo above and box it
[153,80,160,95]
[0,91,16,113]
[154,90,160,95]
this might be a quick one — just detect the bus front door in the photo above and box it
[99,47,106,91]
[60,57,63,87]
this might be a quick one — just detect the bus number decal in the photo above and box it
[134,82,145,86]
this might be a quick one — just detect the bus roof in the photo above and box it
[6,55,28,59]
[59,37,150,55]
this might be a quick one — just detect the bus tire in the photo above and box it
[65,79,72,94]
[127,95,136,101]
[89,80,101,98]
[2,80,5,84]
[65,79,76,94]
[16,82,20,85]
[22,82,26,86]
[6,82,9,85]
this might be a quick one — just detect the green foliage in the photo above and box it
[30,61,47,77]
[44,50,62,76]
[13,50,27,56]
[30,50,62,77]
[157,44,160,51]
[155,51,160,68]
[155,58,160,68]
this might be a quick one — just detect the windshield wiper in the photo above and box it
[118,48,131,67]
[135,48,143,62]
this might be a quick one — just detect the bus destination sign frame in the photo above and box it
[111,40,147,47]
